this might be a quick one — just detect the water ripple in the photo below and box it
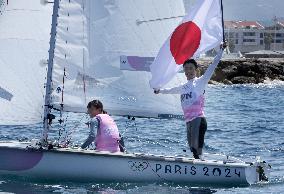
[0,85,283,193]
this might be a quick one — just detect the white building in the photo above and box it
[225,20,284,53]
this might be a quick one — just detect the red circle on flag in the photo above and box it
[170,21,201,65]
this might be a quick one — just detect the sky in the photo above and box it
[184,0,284,21]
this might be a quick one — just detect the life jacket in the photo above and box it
[95,114,120,152]
[182,94,205,122]
[179,78,206,122]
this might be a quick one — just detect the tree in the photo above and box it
[264,33,273,50]
[228,39,235,53]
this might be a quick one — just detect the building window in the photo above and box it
[243,39,256,42]
[235,33,239,38]
[276,39,282,43]
[243,32,256,36]
[260,33,263,38]
[260,40,263,45]
[235,39,238,44]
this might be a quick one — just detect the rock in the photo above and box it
[221,65,238,78]
[267,63,284,75]
[245,70,257,77]
[238,63,253,74]
[223,79,233,85]
[198,58,284,84]
[255,76,265,84]
[278,75,284,81]
[231,76,256,84]
[253,63,273,76]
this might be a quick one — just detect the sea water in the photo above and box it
[0,83,283,193]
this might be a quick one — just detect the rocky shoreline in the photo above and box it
[198,58,284,84]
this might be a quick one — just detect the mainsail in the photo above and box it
[51,0,186,118]
[0,0,187,126]
[0,0,52,125]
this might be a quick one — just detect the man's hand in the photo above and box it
[154,89,160,94]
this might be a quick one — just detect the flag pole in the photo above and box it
[220,0,225,43]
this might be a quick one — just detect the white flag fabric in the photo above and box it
[150,0,223,89]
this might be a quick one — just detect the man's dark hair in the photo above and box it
[183,59,198,69]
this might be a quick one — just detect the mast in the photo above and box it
[220,0,225,43]
[42,0,60,143]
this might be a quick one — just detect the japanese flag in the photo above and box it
[150,0,223,89]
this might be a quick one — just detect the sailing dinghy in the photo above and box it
[0,0,269,186]
[0,140,268,186]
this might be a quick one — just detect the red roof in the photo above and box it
[225,21,264,29]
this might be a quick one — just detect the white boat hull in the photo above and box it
[0,141,262,186]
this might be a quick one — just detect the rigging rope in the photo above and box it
[121,116,137,137]
[61,114,87,147]
[82,0,87,104]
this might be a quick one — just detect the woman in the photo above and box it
[154,43,226,159]
[81,100,123,152]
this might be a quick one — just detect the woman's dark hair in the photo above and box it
[87,100,107,114]
[183,59,198,69]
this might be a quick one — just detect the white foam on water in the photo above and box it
[262,79,284,86]
[208,79,284,89]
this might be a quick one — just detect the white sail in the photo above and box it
[0,0,52,125]
[51,0,186,118]
[51,0,89,108]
